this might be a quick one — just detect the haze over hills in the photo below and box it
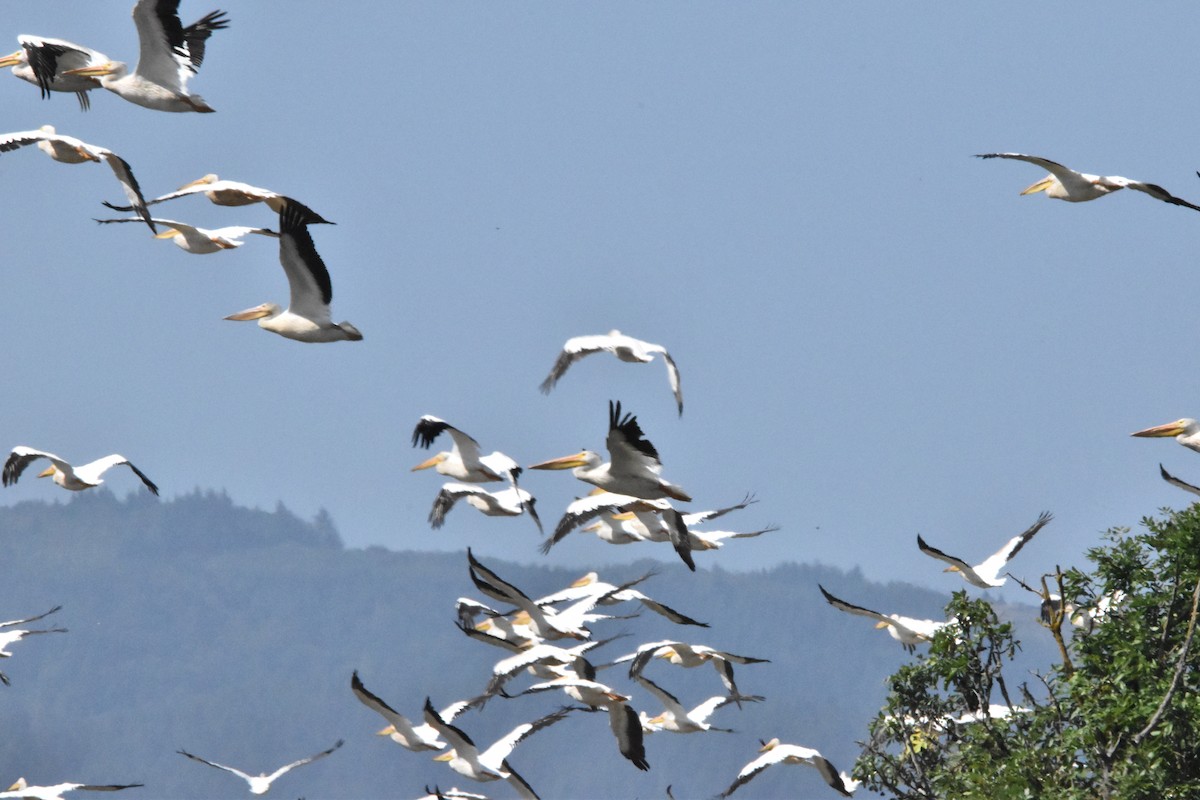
[0,491,1056,798]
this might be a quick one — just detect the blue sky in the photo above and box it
[5,2,1200,602]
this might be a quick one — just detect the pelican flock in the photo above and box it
[7,2,1199,798]
[61,0,229,113]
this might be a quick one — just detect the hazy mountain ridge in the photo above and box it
[0,492,1054,798]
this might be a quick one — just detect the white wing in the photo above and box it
[177,749,256,783]
[261,739,343,784]
[73,454,159,495]
[277,200,334,323]
[974,511,1053,582]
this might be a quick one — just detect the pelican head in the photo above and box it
[37,465,57,479]
[180,173,220,190]
[1020,175,1058,196]
[759,737,781,752]
[411,452,448,472]
[376,725,397,737]
[528,451,599,470]
[0,50,25,68]
[154,228,182,241]
[224,302,281,322]
[1131,418,1199,439]
[570,572,599,589]
[433,751,456,763]
[943,565,961,574]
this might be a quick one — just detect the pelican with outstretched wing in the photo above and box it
[3,447,158,495]
[540,330,682,415]
[224,199,362,342]
[177,739,342,795]
[529,401,690,502]
[917,511,1052,588]
[977,152,1200,210]
[0,126,155,231]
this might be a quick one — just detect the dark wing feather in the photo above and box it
[664,508,695,571]
[101,153,157,233]
[608,400,660,462]
[539,348,578,394]
[181,9,230,71]
[123,461,160,496]
[998,510,1053,564]
[280,198,332,306]
[24,41,74,98]
[3,450,44,486]
[413,416,452,449]
[1161,463,1200,497]
[75,785,145,792]
[428,485,462,528]
[0,131,45,155]
[610,702,649,770]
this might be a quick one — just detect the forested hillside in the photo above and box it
[0,492,1051,798]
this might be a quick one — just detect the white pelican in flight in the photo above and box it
[177,739,342,795]
[103,174,330,220]
[719,738,860,798]
[620,640,769,706]
[423,699,570,799]
[412,417,522,484]
[976,153,1200,210]
[529,401,691,502]
[540,330,683,416]
[544,491,771,563]
[476,636,616,699]
[351,671,477,752]
[535,571,708,627]
[455,598,543,651]
[94,216,277,254]
[818,585,950,653]
[0,779,143,800]
[1131,418,1200,453]
[467,549,618,641]
[516,674,650,771]
[0,36,109,109]
[224,200,362,343]
[61,1,229,113]
[428,483,541,533]
[917,511,1052,589]
[635,674,757,734]
[0,605,67,686]
[3,447,159,495]
[0,126,155,231]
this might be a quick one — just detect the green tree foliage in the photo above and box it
[857,505,1200,799]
